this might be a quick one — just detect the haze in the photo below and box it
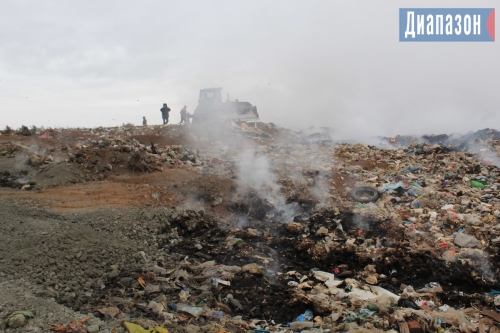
[1,0,499,138]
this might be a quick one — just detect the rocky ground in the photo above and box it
[0,123,499,333]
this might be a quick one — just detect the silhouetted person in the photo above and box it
[179,105,188,124]
[143,116,147,126]
[160,103,170,124]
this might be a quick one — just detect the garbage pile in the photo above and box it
[41,204,498,333]
[1,124,500,332]
[71,134,500,331]
[0,125,208,188]
[68,139,203,177]
[62,126,206,177]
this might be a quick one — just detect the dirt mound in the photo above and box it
[0,155,85,190]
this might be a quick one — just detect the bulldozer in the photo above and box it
[191,88,259,124]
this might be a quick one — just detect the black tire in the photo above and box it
[349,186,380,203]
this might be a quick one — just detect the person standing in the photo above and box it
[143,116,147,126]
[179,105,187,124]
[160,103,170,124]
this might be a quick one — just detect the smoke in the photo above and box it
[460,249,496,283]
[235,215,250,228]
[234,150,297,222]
[14,152,29,171]
[178,194,205,212]
[269,129,335,205]
[184,122,337,223]
[302,142,334,203]
[52,155,64,164]
[344,214,374,231]
[466,141,500,169]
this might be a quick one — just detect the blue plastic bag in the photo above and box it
[296,309,313,322]
[381,183,404,193]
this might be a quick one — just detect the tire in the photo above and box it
[349,186,380,203]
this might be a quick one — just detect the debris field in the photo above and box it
[0,123,500,333]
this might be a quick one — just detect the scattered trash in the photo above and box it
[50,317,90,333]
[1,125,500,333]
[289,321,314,330]
[380,183,405,193]
[454,233,481,248]
[471,180,486,189]
[4,310,34,329]
[398,298,421,310]
[124,322,169,333]
[167,303,204,318]
[349,186,380,203]
[295,309,313,322]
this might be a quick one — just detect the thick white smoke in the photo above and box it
[235,150,297,222]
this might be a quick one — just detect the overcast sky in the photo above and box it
[0,1,499,138]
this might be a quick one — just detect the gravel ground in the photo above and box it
[0,200,165,332]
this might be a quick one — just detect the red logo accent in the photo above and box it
[487,9,495,41]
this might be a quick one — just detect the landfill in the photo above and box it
[0,123,500,333]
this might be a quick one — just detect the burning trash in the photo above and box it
[1,124,500,333]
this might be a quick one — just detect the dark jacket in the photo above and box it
[160,107,171,118]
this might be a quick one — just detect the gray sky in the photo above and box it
[0,1,499,138]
